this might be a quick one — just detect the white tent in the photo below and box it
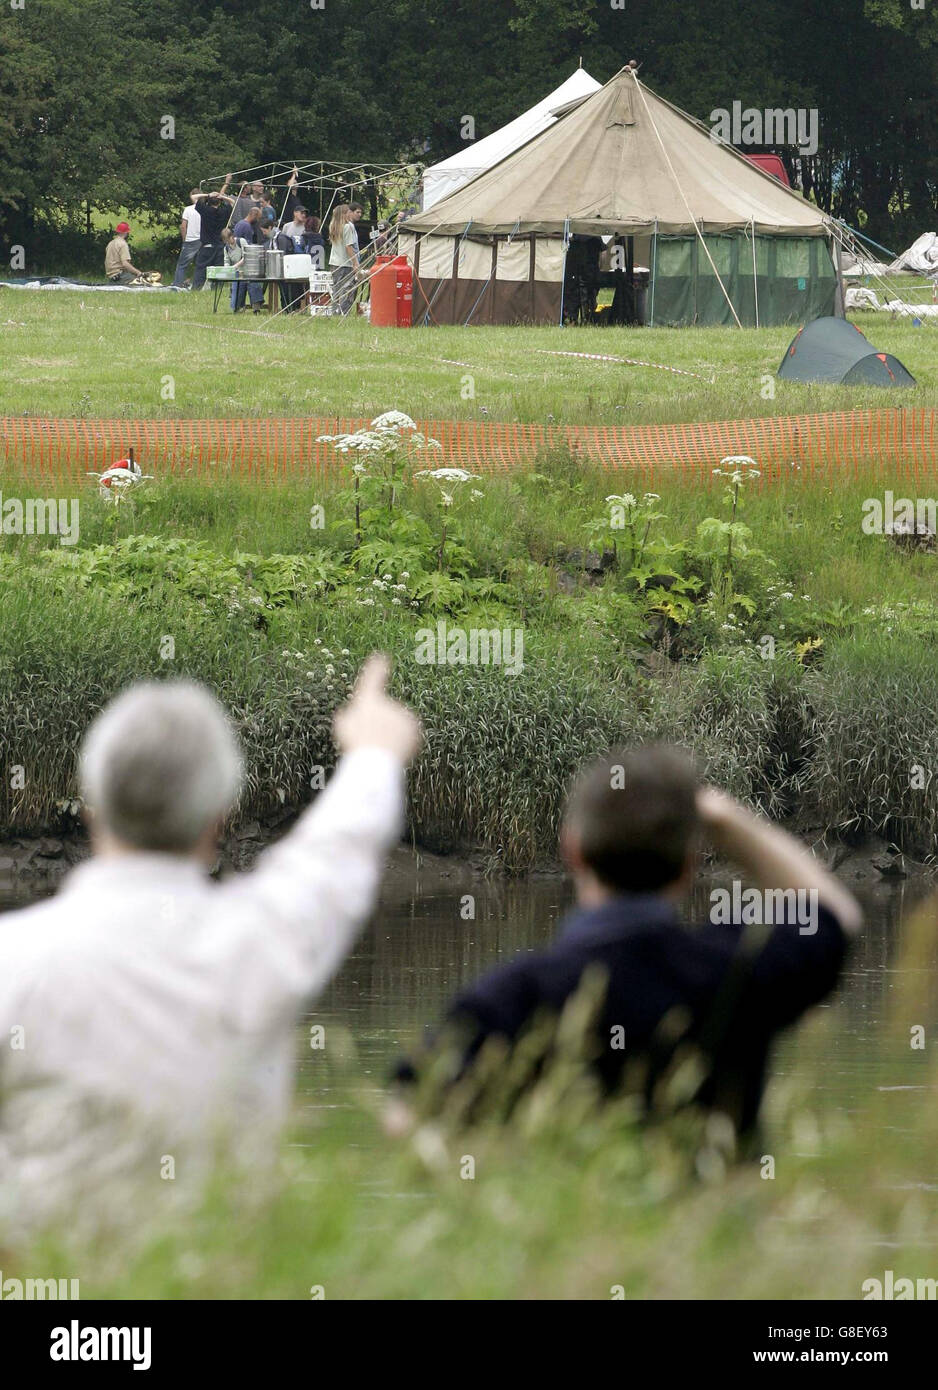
[421,67,602,210]
[890,232,938,275]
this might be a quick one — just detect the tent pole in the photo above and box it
[649,220,657,326]
[751,218,760,329]
[832,235,845,319]
[462,221,495,326]
[559,217,571,326]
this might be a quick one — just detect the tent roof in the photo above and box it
[421,68,601,209]
[410,67,830,237]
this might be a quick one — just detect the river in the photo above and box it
[3,858,936,1174]
[296,863,938,1177]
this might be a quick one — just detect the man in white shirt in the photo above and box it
[171,189,203,290]
[0,655,420,1238]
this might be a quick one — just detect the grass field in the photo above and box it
[1,289,937,427]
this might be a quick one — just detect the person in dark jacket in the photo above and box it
[192,180,236,290]
[392,746,861,1140]
[301,214,327,270]
[231,206,265,313]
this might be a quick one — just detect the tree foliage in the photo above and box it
[1,0,936,252]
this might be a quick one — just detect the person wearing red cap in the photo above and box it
[105,222,145,284]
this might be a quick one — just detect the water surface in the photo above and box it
[3,864,936,1181]
[300,869,938,1168]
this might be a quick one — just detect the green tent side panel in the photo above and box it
[652,236,695,326]
[651,233,836,327]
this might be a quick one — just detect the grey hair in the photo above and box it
[80,681,243,852]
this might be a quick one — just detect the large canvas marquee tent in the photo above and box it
[421,67,602,210]
[402,66,839,328]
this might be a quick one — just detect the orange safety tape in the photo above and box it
[2,410,938,488]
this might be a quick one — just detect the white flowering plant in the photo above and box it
[314,409,500,610]
[695,455,769,620]
[588,489,667,570]
[414,467,483,572]
[318,411,442,549]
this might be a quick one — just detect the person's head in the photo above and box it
[190,188,201,203]
[245,206,261,224]
[115,221,130,238]
[251,181,264,199]
[329,203,351,243]
[305,214,321,234]
[291,206,306,223]
[560,745,700,903]
[81,681,242,861]
[221,227,234,245]
[349,203,364,222]
[207,189,223,203]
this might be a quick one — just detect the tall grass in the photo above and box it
[804,639,938,855]
[5,470,938,864]
[10,1014,938,1299]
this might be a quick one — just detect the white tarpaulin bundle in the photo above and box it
[421,67,601,209]
[0,277,170,292]
[890,232,938,275]
[841,254,891,278]
[845,285,938,316]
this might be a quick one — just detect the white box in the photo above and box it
[283,253,313,280]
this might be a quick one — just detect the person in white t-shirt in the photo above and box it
[329,203,362,315]
[281,205,308,249]
[171,189,203,290]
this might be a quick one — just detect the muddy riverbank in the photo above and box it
[1,808,935,907]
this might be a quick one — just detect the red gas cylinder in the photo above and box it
[371,254,398,327]
[395,260,413,327]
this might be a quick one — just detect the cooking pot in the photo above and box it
[241,244,266,278]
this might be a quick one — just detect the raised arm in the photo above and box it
[697,788,862,935]
[208,656,422,1032]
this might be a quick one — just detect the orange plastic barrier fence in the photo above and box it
[3,409,938,487]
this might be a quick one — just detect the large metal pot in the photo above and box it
[241,244,266,278]
[265,248,285,279]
